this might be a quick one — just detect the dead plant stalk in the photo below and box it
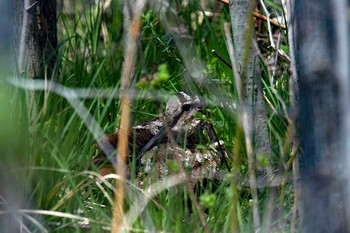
[112,1,146,232]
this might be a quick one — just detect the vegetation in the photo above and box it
[9,0,296,232]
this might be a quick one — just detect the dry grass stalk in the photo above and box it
[112,1,147,232]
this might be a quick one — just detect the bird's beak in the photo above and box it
[137,126,166,160]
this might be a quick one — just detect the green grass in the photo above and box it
[6,0,297,232]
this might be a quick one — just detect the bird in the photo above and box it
[91,92,228,178]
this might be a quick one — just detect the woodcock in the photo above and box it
[92,92,228,181]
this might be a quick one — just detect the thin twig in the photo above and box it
[218,0,286,30]
[211,49,232,68]
[252,11,286,30]
[259,0,290,60]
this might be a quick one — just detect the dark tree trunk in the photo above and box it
[16,0,57,79]
[295,0,350,232]
[1,2,45,232]
[0,2,14,72]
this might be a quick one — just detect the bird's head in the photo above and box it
[165,92,205,129]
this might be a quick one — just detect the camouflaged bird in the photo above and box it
[92,92,228,180]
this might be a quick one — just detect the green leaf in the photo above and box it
[200,192,217,208]
[257,154,269,168]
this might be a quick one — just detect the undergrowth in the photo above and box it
[8,0,296,232]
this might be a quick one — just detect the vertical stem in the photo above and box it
[112,1,146,232]
[18,0,30,74]
[230,125,242,233]
[224,22,260,232]
[112,97,131,233]
[291,155,299,233]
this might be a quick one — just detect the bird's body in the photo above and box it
[92,92,227,178]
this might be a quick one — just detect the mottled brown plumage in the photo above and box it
[91,92,228,177]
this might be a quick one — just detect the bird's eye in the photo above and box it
[182,104,192,111]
